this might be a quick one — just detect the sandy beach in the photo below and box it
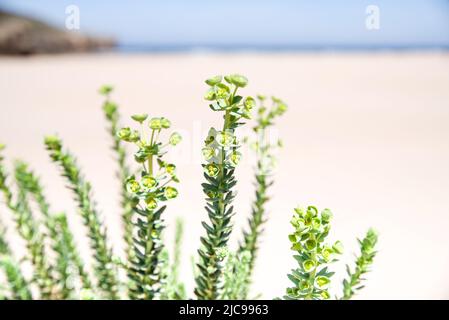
[1,52,449,299]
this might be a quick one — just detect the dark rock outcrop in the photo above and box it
[0,10,115,55]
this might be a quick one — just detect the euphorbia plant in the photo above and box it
[284,206,378,300]
[238,95,287,298]
[45,136,118,299]
[117,113,182,299]
[194,74,254,300]
[100,86,134,263]
[0,75,378,300]
[0,154,56,298]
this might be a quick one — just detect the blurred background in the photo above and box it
[1,0,449,299]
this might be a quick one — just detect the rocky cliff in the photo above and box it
[0,11,115,55]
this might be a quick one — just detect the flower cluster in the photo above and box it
[201,74,253,179]
[285,206,343,300]
[204,74,252,117]
[118,114,181,299]
[119,115,181,211]
[202,128,242,178]
[254,95,287,130]
[249,95,287,174]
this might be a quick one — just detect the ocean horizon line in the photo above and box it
[116,42,449,53]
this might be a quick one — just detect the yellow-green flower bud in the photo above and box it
[294,207,305,217]
[305,239,317,251]
[117,127,131,141]
[226,74,248,88]
[288,233,297,243]
[320,290,330,299]
[134,148,150,163]
[202,147,215,161]
[314,276,330,289]
[149,117,162,130]
[299,280,310,292]
[307,206,318,217]
[302,259,316,273]
[204,89,216,101]
[207,190,218,199]
[99,85,113,96]
[146,197,158,210]
[228,151,242,167]
[321,208,332,224]
[126,179,140,193]
[169,132,182,146]
[164,186,178,199]
[165,164,176,175]
[205,75,222,86]
[291,217,306,231]
[214,83,230,99]
[131,114,148,123]
[321,246,333,262]
[161,117,171,129]
[244,96,256,110]
[129,130,140,142]
[312,217,321,230]
[141,175,157,189]
[286,288,298,297]
[304,215,312,226]
[204,163,220,177]
[216,131,234,147]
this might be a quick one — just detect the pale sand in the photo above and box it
[1,52,449,299]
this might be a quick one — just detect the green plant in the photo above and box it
[220,249,252,300]
[342,228,378,300]
[160,217,187,300]
[284,206,377,300]
[14,162,91,298]
[0,76,378,300]
[118,114,181,299]
[100,86,134,263]
[194,74,254,300]
[284,206,341,300]
[238,95,287,298]
[45,136,119,299]
[0,215,31,300]
[0,156,56,298]
[52,213,93,295]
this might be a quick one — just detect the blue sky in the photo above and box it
[1,0,448,46]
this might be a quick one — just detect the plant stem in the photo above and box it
[195,83,243,300]
[45,137,119,299]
